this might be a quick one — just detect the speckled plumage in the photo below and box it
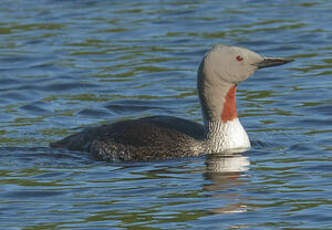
[50,116,206,161]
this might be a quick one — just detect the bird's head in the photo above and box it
[202,44,293,84]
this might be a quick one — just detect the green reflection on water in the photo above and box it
[102,28,129,33]
[242,19,293,28]
[64,94,110,102]
[135,66,175,72]
[233,23,306,33]
[290,64,332,73]
[12,23,64,31]
[40,128,70,137]
[70,50,109,56]
[202,31,226,38]
[94,72,134,79]
[305,129,332,135]
[0,178,64,187]
[0,27,11,34]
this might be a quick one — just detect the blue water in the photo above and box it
[0,0,331,229]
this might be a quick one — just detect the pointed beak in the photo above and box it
[255,57,294,69]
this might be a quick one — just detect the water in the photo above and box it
[0,0,331,229]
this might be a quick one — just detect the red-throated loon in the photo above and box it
[50,44,292,161]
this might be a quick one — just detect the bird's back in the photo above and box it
[50,116,206,161]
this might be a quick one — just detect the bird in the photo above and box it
[50,44,293,161]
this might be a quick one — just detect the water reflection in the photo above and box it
[204,153,250,214]
[205,153,250,174]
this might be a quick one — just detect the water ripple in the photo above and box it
[0,0,331,229]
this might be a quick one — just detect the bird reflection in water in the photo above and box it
[204,150,250,214]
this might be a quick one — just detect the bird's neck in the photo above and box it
[221,85,237,122]
[197,64,250,153]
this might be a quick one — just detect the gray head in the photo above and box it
[201,44,293,84]
[198,44,293,124]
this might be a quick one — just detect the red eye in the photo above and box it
[236,56,243,61]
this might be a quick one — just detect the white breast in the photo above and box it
[205,118,251,153]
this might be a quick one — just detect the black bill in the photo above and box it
[255,57,294,69]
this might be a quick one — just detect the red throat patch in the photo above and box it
[221,85,237,122]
